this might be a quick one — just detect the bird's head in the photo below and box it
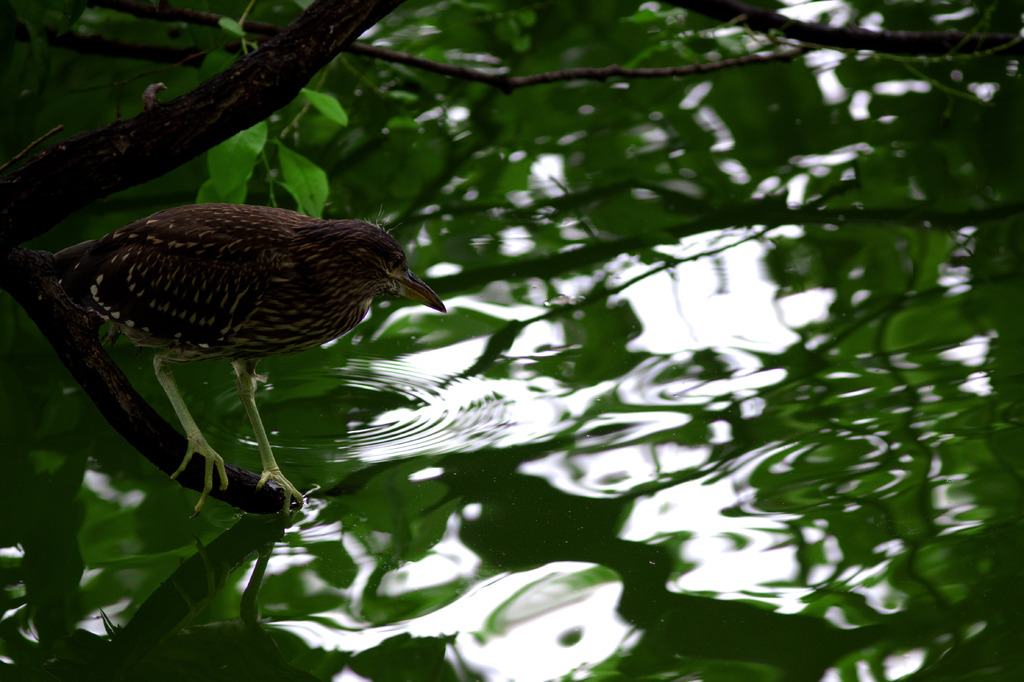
[316,220,446,315]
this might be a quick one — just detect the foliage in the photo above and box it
[2,0,1024,680]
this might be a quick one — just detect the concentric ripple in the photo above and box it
[221,343,572,465]
[333,355,508,461]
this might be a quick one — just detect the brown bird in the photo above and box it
[55,204,446,513]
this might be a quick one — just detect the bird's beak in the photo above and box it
[394,269,446,313]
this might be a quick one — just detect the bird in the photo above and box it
[55,203,446,514]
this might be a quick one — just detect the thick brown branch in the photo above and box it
[0,248,289,513]
[669,0,1024,55]
[0,0,405,515]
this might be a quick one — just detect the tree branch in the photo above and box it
[0,0,403,249]
[93,0,1024,58]
[669,0,1024,56]
[89,0,282,37]
[0,0,405,514]
[29,2,812,98]
[17,15,809,95]
[501,48,808,91]
[31,0,1023,104]
[14,21,208,66]
[91,0,807,91]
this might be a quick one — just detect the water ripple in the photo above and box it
[337,355,506,461]
[181,345,576,472]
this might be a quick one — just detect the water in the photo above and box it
[5,0,1023,674]
[7,195,1022,681]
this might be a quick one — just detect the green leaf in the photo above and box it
[8,0,50,89]
[275,141,328,218]
[217,16,246,38]
[204,121,268,201]
[301,88,349,126]
[196,176,247,204]
[7,0,43,23]
[199,50,238,82]
[58,0,88,35]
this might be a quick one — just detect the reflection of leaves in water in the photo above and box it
[11,1,1024,677]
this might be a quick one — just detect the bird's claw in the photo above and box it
[169,434,229,516]
[257,467,304,512]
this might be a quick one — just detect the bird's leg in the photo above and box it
[154,355,229,514]
[232,359,304,512]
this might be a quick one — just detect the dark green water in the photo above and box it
[5,1,1024,679]
[7,216,1024,680]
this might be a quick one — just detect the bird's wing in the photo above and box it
[63,208,301,347]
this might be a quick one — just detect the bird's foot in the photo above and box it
[256,467,304,512]
[169,434,229,516]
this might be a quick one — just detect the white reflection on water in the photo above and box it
[520,441,709,499]
[373,228,840,616]
[341,343,575,459]
[271,561,631,682]
[620,473,808,612]
[623,235,827,355]
[269,226,861,676]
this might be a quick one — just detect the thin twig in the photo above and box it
[0,126,65,176]
[90,0,281,36]
[504,48,809,91]
[665,0,1024,56]
[37,8,812,95]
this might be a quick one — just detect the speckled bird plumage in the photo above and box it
[56,203,446,513]
[57,204,428,362]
